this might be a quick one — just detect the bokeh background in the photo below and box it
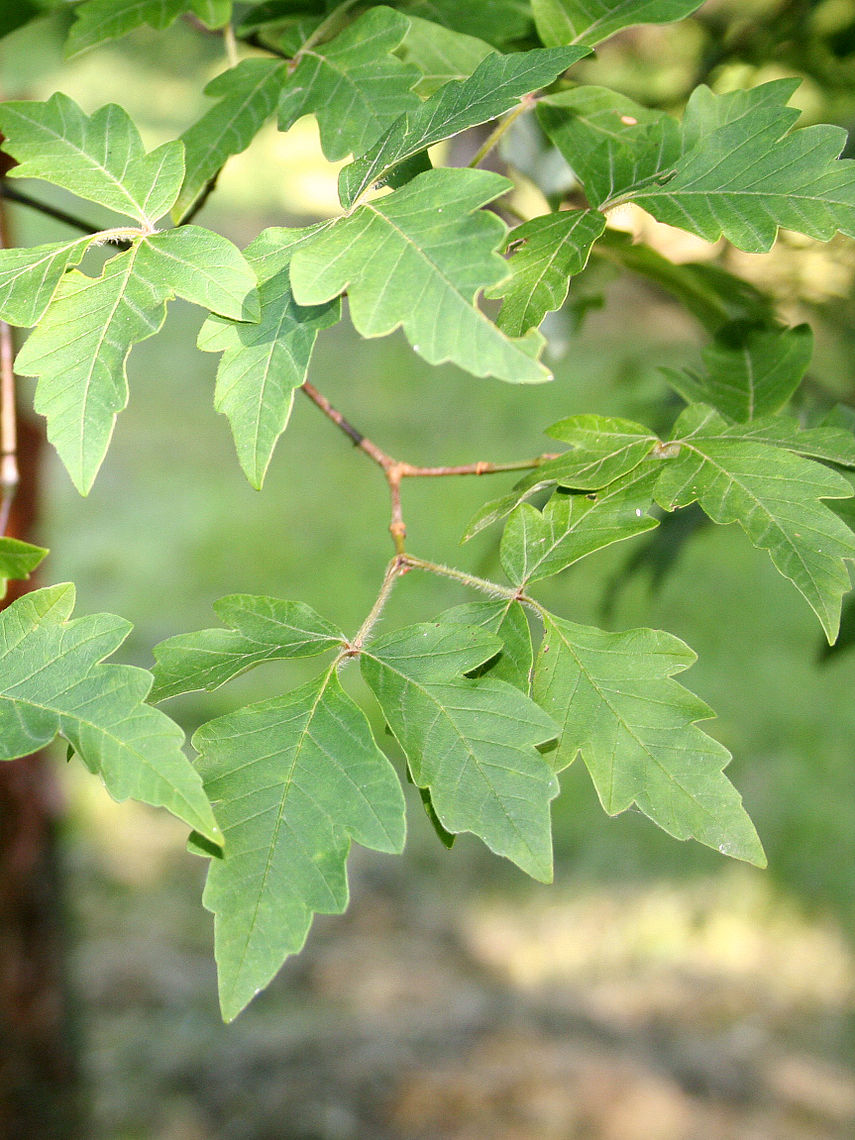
[2,2,855,1136]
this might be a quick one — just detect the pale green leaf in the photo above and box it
[0,93,184,225]
[532,0,704,47]
[198,226,340,487]
[0,584,221,845]
[361,622,559,881]
[528,413,660,489]
[173,59,285,224]
[500,468,659,585]
[0,537,49,598]
[440,599,534,690]
[655,404,855,641]
[339,45,589,207]
[662,323,814,422]
[396,14,492,96]
[190,0,231,25]
[193,668,406,1020]
[278,7,421,162]
[15,229,258,493]
[0,237,91,326]
[487,209,606,336]
[290,168,550,382]
[152,593,344,701]
[534,612,765,865]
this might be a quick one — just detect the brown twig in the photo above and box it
[0,185,18,534]
[301,380,559,554]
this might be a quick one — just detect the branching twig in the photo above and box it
[0,184,125,244]
[301,380,559,554]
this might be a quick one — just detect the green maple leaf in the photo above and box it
[15,227,259,493]
[0,237,92,327]
[662,323,814,422]
[278,6,421,162]
[193,668,406,1020]
[532,0,705,46]
[500,468,660,586]
[540,79,855,252]
[655,405,855,641]
[198,226,341,488]
[0,584,221,845]
[65,0,230,56]
[361,622,559,881]
[339,44,589,207]
[487,209,606,336]
[0,93,184,225]
[0,538,48,598]
[173,58,285,224]
[151,593,345,701]
[399,0,532,48]
[440,599,534,691]
[534,612,765,865]
[290,167,549,382]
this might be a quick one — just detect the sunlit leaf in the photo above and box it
[0,537,49,598]
[532,0,705,47]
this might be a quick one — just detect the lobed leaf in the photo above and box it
[655,404,855,641]
[0,584,221,845]
[396,14,493,96]
[65,0,231,55]
[0,237,92,327]
[15,229,258,493]
[151,593,345,701]
[173,58,285,224]
[487,209,606,336]
[361,622,559,881]
[339,44,589,207]
[500,467,659,585]
[278,6,421,162]
[532,0,705,47]
[534,612,765,864]
[290,167,550,382]
[0,93,184,225]
[198,225,340,487]
[440,599,534,691]
[194,668,406,1020]
[662,323,814,422]
[400,0,533,48]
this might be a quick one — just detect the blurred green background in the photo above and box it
[2,2,855,1136]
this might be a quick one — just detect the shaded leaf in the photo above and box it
[194,668,406,1020]
[440,599,534,690]
[523,413,660,490]
[65,0,230,55]
[400,0,532,48]
[361,622,558,880]
[198,225,340,487]
[339,44,589,207]
[290,168,549,382]
[534,612,765,865]
[173,59,285,224]
[396,14,492,96]
[532,0,704,47]
[152,593,344,700]
[0,584,221,845]
[487,209,606,336]
[655,404,855,641]
[663,323,813,422]
[278,6,421,162]
[500,467,659,585]
[15,229,258,493]
[0,537,49,598]
[0,93,184,224]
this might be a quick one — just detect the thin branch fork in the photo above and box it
[300,380,559,553]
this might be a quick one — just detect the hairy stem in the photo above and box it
[401,555,519,602]
[348,555,409,651]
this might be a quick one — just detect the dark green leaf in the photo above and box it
[440,599,534,690]
[0,537,49,598]
[532,0,705,47]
